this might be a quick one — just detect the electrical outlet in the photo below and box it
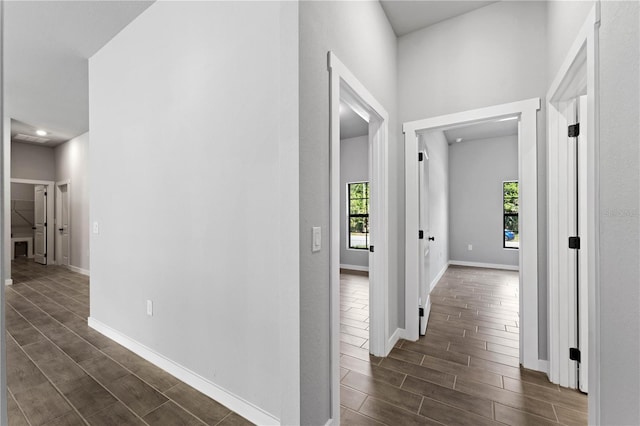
[146,300,153,316]
[468,244,473,251]
[92,222,100,234]
[312,227,321,252]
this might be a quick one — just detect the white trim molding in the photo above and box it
[4,279,12,286]
[430,262,449,292]
[328,51,390,426]
[88,318,279,425]
[449,260,519,271]
[403,98,541,372]
[546,5,599,422]
[67,265,89,276]
[339,264,369,272]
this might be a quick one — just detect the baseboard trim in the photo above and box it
[386,327,405,355]
[339,263,369,272]
[88,317,280,425]
[68,265,90,276]
[4,279,13,286]
[449,260,519,271]
[420,295,432,336]
[430,262,449,292]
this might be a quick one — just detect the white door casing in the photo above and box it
[328,51,390,425]
[403,98,540,371]
[34,185,47,265]
[56,182,70,267]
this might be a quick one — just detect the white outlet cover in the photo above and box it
[92,222,100,234]
[146,300,153,316]
[468,244,473,250]
[312,227,321,252]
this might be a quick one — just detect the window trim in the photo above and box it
[347,181,369,250]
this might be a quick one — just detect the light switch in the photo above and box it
[312,227,321,252]
[93,222,100,234]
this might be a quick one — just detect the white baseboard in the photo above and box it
[88,317,280,425]
[430,262,449,291]
[68,265,90,276]
[449,260,519,271]
[420,295,431,336]
[4,279,13,286]
[339,264,369,272]
[386,327,405,355]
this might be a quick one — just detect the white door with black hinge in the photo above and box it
[418,146,431,335]
[56,183,70,266]
[34,185,47,265]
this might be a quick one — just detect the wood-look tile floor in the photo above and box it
[6,258,253,426]
[340,266,588,426]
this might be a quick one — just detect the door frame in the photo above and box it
[403,97,541,371]
[55,180,71,266]
[10,178,55,268]
[546,3,599,415]
[328,51,390,424]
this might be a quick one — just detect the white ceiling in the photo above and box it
[379,0,498,36]
[442,118,519,144]
[340,103,369,140]
[4,1,154,143]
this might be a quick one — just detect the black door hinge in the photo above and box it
[568,236,581,249]
[369,246,374,253]
[418,152,424,162]
[419,307,424,317]
[568,123,580,137]
[44,223,47,227]
[569,347,581,362]
[419,230,424,239]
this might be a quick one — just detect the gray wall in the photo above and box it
[340,135,369,269]
[299,2,398,423]
[546,1,595,85]
[420,131,449,284]
[11,141,55,181]
[598,1,639,424]
[89,2,299,422]
[55,132,89,271]
[449,135,519,267]
[398,0,548,359]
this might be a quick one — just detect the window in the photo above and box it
[348,182,369,250]
[503,181,519,249]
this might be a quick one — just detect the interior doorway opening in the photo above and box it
[404,98,541,371]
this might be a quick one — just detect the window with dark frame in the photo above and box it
[348,182,369,250]
[503,181,519,249]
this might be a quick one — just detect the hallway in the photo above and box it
[339,266,587,425]
[5,259,251,426]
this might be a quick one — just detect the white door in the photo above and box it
[56,184,70,266]
[576,95,588,393]
[34,185,47,265]
[567,96,589,393]
[418,147,430,335]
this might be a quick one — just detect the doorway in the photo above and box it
[328,52,390,424]
[404,98,542,371]
[55,181,70,267]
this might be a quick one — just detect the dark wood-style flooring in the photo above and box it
[340,266,588,426]
[5,258,252,426]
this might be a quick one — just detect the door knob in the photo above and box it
[428,236,435,241]
[59,228,63,231]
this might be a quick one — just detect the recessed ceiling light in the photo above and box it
[36,130,47,136]
[455,138,463,143]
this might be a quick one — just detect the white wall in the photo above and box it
[340,135,369,269]
[89,2,299,423]
[398,0,548,359]
[55,132,89,272]
[449,135,519,267]
[299,2,398,423]
[11,141,55,181]
[597,1,639,423]
[419,131,449,285]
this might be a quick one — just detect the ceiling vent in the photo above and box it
[14,133,49,143]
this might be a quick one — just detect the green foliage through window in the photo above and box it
[503,181,519,249]
[348,182,369,250]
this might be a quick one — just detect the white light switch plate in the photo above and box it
[312,227,321,252]
[93,222,100,234]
